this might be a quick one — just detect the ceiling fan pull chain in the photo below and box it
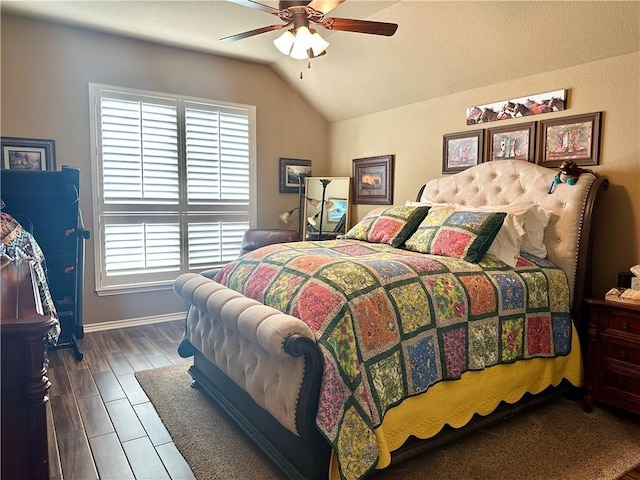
[300,58,312,80]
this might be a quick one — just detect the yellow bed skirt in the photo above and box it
[329,324,584,479]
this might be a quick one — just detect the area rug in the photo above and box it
[136,364,640,480]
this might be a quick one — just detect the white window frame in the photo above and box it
[89,83,257,295]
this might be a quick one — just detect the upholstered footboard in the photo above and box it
[173,273,331,480]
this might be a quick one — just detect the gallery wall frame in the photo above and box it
[442,130,483,174]
[1,137,56,171]
[352,155,394,205]
[486,122,536,163]
[466,89,566,125]
[279,158,312,193]
[538,112,602,167]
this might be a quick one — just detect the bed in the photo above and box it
[174,160,608,480]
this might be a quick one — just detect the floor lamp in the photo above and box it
[316,179,332,240]
[293,168,312,238]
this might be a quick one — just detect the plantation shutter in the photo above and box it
[90,84,254,293]
[101,97,179,203]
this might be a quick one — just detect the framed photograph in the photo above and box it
[486,122,536,163]
[279,158,312,193]
[539,112,602,167]
[352,155,394,205]
[1,137,56,171]
[442,130,483,173]
[327,198,348,223]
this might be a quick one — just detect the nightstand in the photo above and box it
[584,298,640,414]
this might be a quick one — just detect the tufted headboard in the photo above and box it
[419,160,608,327]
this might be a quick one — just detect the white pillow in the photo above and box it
[519,204,552,257]
[470,202,551,258]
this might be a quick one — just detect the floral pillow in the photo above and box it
[404,208,506,263]
[342,205,430,248]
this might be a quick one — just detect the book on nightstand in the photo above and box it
[605,286,640,303]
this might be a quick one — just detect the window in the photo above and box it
[89,84,256,294]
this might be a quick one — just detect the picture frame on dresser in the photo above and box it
[1,137,56,171]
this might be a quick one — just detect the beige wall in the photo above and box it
[2,14,638,326]
[329,53,640,298]
[1,15,328,326]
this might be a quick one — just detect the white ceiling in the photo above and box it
[3,1,639,122]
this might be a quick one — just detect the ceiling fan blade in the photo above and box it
[220,24,286,42]
[225,0,281,15]
[306,0,345,15]
[322,17,398,36]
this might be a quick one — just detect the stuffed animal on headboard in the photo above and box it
[548,160,585,193]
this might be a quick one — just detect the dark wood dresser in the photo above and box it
[584,298,640,414]
[1,258,56,479]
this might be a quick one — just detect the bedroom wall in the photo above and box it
[329,52,640,298]
[1,14,328,327]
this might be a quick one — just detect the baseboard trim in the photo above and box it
[83,312,187,333]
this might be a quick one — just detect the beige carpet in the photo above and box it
[136,364,640,480]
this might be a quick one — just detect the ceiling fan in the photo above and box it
[221,0,398,61]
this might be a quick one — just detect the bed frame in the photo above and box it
[174,160,608,480]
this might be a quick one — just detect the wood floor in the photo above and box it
[47,320,640,480]
[46,319,195,480]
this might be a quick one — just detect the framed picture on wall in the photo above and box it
[279,158,312,193]
[539,112,602,167]
[442,130,483,173]
[352,155,394,205]
[486,122,536,163]
[1,137,56,171]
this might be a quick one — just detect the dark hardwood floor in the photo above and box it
[47,320,640,480]
[47,320,195,480]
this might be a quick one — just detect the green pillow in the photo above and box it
[343,205,430,248]
[404,208,506,262]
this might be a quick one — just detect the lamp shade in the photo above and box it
[273,30,295,55]
[290,26,312,60]
[310,31,329,57]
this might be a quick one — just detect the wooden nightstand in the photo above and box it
[584,298,640,414]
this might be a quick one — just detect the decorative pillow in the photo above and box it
[404,208,506,263]
[342,205,430,248]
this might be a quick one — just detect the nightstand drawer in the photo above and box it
[601,368,640,397]
[604,310,640,337]
[602,338,640,366]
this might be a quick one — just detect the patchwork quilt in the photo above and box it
[214,239,573,480]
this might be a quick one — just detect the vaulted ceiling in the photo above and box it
[3,1,639,122]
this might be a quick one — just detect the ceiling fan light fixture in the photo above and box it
[289,26,313,59]
[273,29,295,55]
[310,31,329,57]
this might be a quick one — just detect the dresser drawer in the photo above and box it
[601,337,640,367]
[604,310,640,337]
